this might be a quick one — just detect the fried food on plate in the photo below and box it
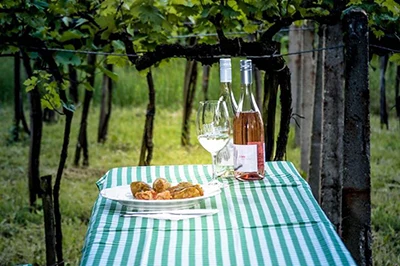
[153,177,171,193]
[130,179,203,200]
[130,181,152,196]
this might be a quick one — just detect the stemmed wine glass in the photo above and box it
[196,100,231,187]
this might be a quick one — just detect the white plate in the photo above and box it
[100,183,221,210]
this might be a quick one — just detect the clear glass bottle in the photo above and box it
[233,59,265,180]
[215,58,237,177]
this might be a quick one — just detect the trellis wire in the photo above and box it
[29,45,342,59]
[369,44,400,54]
[170,27,314,39]
[22,43,400,60]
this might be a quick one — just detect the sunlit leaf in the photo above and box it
[243,23,259,33]
[98,64,119,82]
[389,53,400,65]
[59,30,85,42]
[83,82,94,91]
[106,55,131,67]
[41,98,53,110]
[24,76,38,92]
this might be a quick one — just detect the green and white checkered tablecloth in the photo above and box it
[80,161,355,266]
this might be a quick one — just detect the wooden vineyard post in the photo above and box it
[202,65,210,101]
[181,59,198,146]
[396,66,400,122]
[288,24,303,147]
[342,9,372,266]
[309,26,325,202]
[262,71,279,161]
[22,51,43,207]
[254,66,263,110]
[300,21,316,176]
[74,54,96,166]
[68,65,79,104]
[139,70,156,166]
[274,66,292,161]
[13,53,21,141]
[379,55,389,129]
[98,64,114,143]
[320,21,344,232]
[40,175,57,266]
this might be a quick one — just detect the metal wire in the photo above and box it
[23,43,399,60]
[28,45,344,59]
[369,44,400,54]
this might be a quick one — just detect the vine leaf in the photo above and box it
[24,76,39,92]
[97,64,119,82]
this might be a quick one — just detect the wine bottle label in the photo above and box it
[233,144,258,172]
[248,141,265,170]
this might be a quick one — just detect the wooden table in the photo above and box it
[80,162,355,266]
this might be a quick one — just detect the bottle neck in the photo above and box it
[238,80,260,113]
[220,67,232,83]
[220,82,237,117]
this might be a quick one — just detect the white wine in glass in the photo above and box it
[196,100,231,186]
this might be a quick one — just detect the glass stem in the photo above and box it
[211,153,217,180]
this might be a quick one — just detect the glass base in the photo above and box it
[215,165,235,178]
[207,179,229,189]
[234,171,264,181]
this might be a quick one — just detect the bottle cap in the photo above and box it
[240,59,252,71]
[220,58,232,83]
[240,59,252,84]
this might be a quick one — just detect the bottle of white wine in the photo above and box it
[215,58,237,177]
[233,59,265,180]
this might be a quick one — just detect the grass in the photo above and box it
[370,118,400,265]
[0,104,399,265]
[0,57,399,265]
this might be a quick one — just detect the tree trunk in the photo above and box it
[39,49,75,266]
[139,70,156,166]
[13,53,22,141]
[181,59,198,146]
[320,22,344,232]
[309,25,325,202]
[40,175,57,266]
[53,104,73,266]
[379,55,389,129]
[255,67,263,110]
[396,66,400,122]
[74,54,96,166]
[342,9,372,266]
[288,24,303,147]
[98,64,113,143]
[68,65,79,104]
[300,21,316,175]
[13,52,30,139]
[22,51,42,207]
[263,71,279,161]
[274,66,292,161]
[202,65,210,101]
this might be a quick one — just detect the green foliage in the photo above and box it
[23,70,62,110]
[347,0,400,40]
[1,0,399,107]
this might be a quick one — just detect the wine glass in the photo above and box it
[196,100,231,187]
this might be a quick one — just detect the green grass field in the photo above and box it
[0,57,399,265]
